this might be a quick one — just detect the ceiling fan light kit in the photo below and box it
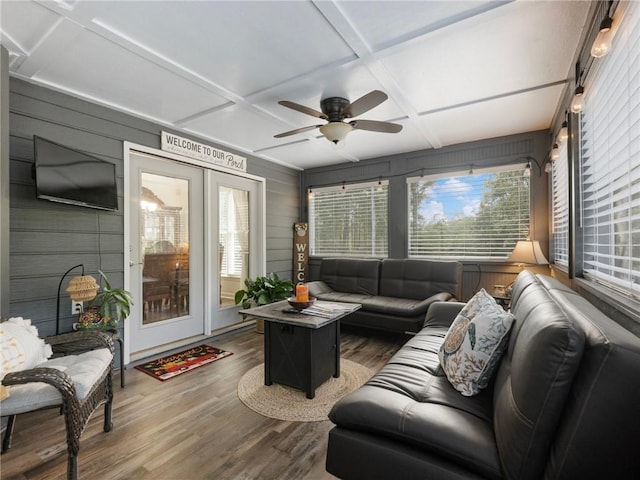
[274,90,402,147]
[319,122,353,145]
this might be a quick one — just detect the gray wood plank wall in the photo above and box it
[7,78,300,342]
[302,129,551,302]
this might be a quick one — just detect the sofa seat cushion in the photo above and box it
[362,292,453,317]
[1,348,112,415]
[330,326,501,479]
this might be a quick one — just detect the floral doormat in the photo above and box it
[134,344,233,381]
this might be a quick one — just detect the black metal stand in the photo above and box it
[56,264,84,335]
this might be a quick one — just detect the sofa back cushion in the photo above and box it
[379,259,461,300]
[319,258,381,296]
[492,271,585,480]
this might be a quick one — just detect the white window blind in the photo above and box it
[309,181,388,257]
[408,168,530,259]
[552,141,569,268]
[580,0,640,298]
[219,187,249,276]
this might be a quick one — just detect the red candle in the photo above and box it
[296,283,309,302]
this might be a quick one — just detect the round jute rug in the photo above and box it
[237,359,373,422]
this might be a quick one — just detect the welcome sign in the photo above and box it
[293,222,309,283]
[161,131,246,172]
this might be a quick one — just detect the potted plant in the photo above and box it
[235,272,293,333]
[77,270,133,330]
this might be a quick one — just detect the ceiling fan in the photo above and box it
[274,90,403,146]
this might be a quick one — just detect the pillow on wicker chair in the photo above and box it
[1,318,53,398]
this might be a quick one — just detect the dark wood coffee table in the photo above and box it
[240,300,360,399]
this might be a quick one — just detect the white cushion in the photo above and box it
[439,289,515,396]
[0,348,112,416]
[0,317,52,380]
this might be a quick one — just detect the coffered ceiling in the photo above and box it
[1,1,591,170]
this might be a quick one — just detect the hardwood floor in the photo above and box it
[1,326,408,480]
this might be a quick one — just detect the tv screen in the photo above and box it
[34,136,118,211]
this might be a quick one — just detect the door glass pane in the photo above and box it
[219,186,249,307]
[140,173,190,324]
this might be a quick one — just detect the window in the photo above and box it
[579,0,640,298]
[309,181,388,257]
[408,167,530,259]
[551,141,569,268]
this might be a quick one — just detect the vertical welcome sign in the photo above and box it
[293,223,308,283]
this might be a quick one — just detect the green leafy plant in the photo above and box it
[234,272,294,309]
[80,270,133,329]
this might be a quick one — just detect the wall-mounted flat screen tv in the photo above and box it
[34,136,118,211]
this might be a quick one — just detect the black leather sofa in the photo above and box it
[326,270,640,479]
[307,258,462,334]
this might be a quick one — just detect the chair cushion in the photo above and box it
[0,348,112,415]
[439,289,514,396]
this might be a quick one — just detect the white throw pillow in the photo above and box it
[1,317,53,381]
[438,289,514,396]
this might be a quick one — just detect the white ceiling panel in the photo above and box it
[338,1,500,51]
[32,29,229,122]
[382,1,589,113]
[183,104,290,152]
[0,1,60,53]
[79,0,356,97]
[423,85,565,148]
[1,0,593,170]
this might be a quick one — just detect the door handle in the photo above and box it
[129,261,143,267]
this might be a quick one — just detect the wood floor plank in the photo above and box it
[1,326,407,480]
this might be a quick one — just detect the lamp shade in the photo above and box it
[66,275,100,301]
[319,122,352,145]
[508,240,549,265]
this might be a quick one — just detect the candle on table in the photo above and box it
[296,283,309,302]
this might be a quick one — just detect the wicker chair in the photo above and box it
[1,330,114,480]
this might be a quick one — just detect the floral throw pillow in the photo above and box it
[438,289,515,396]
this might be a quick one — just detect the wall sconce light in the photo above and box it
[56,264,99,335]
[591,1,614,58]
[551,143,561,161]
[571,85,585,113]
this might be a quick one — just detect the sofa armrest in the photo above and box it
[423,301,465,329]
[307,281,333,297]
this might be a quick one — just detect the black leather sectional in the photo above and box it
[307,258,462,333]
[326,270,640,479]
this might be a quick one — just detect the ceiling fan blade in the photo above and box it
[278,100,328,120]
[350,119,403,134]
[274,125,322,138]
[343,90,388,118]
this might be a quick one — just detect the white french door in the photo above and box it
[125,144,266,362]
[128,151,205,355]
